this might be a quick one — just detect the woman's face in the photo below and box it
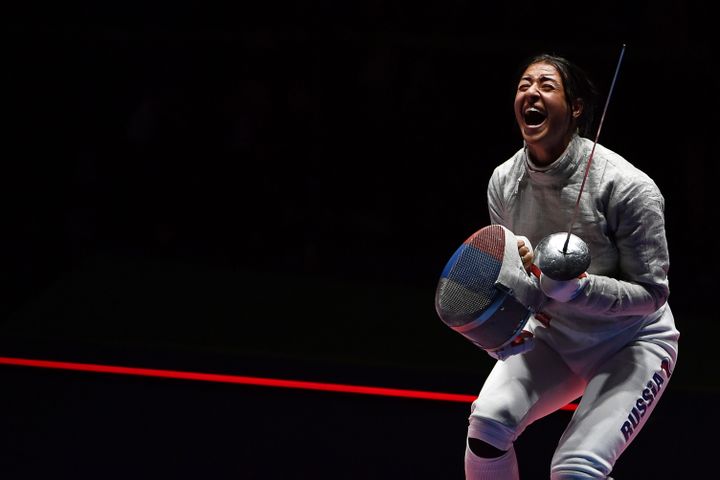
[514,61,581,164]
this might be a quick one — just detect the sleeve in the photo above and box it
[567,181,670,317]
[487,167,506,226]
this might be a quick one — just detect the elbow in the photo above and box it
[651,285,669,311]
[638,281,669,313]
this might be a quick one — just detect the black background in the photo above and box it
[2,1,716,478]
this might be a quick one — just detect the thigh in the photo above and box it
[469,338,586,445]
[551,340,677,477]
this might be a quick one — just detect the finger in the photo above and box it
[518,249,531,271]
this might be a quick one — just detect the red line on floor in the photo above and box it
[0,356,577,410]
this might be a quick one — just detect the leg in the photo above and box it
[465,439,520,480]
[466,338,585,479]
[550,341,677,479]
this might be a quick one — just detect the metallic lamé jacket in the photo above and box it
[487,134,677,369]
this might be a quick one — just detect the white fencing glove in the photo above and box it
[539,272,589,302]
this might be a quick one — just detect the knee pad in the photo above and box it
[468,437,506,458]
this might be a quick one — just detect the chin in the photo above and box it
[521,129,544,145]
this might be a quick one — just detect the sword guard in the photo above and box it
[534,232,591,281]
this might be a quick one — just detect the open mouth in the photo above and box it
[524,107,546,126]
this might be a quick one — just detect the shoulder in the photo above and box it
[594,142,664,203]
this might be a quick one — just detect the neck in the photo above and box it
[526,131,576,167]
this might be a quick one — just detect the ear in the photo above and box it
[571,99,584,120]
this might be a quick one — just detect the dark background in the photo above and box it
[2,1,715,478]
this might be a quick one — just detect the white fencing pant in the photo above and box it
[466,335,677,479]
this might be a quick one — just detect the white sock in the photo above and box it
[464,441,519,480]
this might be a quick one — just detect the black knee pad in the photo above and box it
[468,437,506,458]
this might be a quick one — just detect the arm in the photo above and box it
[554,183,670,316]
[487,167,507,226]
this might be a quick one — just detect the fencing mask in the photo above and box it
[435,224,545,352]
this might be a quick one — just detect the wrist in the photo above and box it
[540,272,588,302]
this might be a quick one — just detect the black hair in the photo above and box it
[518,53,600,137]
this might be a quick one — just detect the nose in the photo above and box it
[525,83,541,100]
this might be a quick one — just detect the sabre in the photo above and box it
[562,44,627,254]
[535,44,627,280]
